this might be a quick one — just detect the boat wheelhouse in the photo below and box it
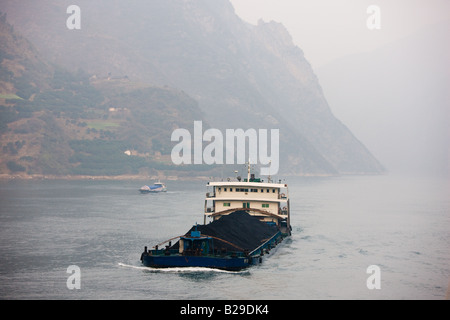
[204,167,291,236]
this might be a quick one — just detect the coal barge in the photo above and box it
[140,165,291,271]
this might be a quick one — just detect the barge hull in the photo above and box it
[141,254,250,271]
[141,229,284,271]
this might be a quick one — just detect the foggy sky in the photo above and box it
[230,0,450,177]
[230,0,450,68]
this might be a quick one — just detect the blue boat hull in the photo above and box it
[141,254,252,271]
[141,229,284,271]
[139,189,166,194]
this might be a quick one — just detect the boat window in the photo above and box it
[262,204,269,208]
[223,203,231,207]
[260,189,264,193]
[267,189,270,193]
[250,188,258,193]
[224,188,227,192]
[272,189,276,193]
[230,188,233,192]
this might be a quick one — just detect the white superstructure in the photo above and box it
[204,165,291,235]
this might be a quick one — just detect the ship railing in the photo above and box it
[278,193,288,199]
[279,207,288,215]
[149,248,247,258]
[205,207,215,213]
[147,246,247,258]
[248,231,282,257]
[148,248,180,256]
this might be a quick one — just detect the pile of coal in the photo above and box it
[171,210,279,252]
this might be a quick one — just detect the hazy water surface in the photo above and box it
[0,175,448,299]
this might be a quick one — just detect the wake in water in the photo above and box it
[118,262,249,274]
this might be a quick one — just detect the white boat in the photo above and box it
[139,181,167,194]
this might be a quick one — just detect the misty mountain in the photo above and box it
[316,21,450,176]
[1,0,385,176]
[0,13,209,177]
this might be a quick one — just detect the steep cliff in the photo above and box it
[0,13,208,176]
[0,0,384,176]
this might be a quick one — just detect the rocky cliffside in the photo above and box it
[0,0,385,176]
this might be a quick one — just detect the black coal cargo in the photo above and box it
[171,210,279,252]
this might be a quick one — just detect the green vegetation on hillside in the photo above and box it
[0,13,210,176]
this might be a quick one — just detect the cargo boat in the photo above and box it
[140,164,291,271]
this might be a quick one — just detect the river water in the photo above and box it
[0,174,448,300]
